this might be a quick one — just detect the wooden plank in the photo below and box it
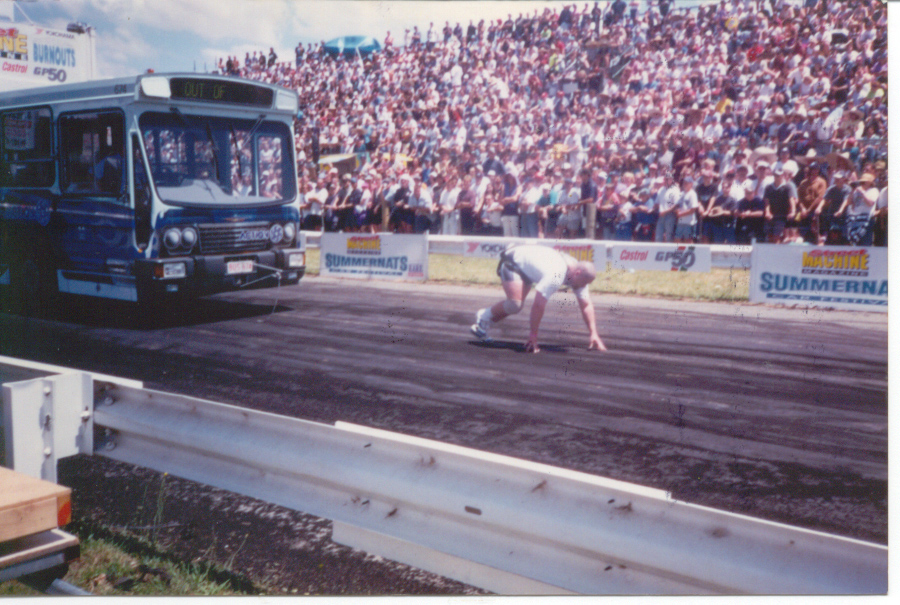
[0,467,70,543]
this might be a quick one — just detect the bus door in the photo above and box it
[56,110,138,301]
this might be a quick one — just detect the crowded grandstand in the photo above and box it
[214,0,887,247]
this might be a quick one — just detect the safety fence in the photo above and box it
[304,232,753,270]
[1,356,887,595]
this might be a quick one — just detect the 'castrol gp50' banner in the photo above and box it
[610,244,712,272]
[320,233,428,281]
[1,22,96,90]
[462,238,608,271]
[749,244,887,312]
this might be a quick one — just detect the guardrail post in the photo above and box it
[1,373,93,482]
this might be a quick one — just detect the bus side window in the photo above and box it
[0,107,55,188]
[59,111,126,198]
[133,134,152,247]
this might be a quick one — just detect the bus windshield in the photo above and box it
[138,111,294,206]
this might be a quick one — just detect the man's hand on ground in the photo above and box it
[588,335,607,351]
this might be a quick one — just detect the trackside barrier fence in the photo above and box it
[302,232,754,270]
[0,358,887,595]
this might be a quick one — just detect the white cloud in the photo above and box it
[96,23,158,77]
[23,0,573,79]
[103,0,294,44]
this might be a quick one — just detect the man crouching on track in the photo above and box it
[470,244,607,353]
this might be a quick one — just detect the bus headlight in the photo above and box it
[181,227,198,249]
[283,222,296,244]
[163,228,182,251]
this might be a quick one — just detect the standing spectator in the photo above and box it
[344,177,364,232]
[695,168,719,243]
[457,174,479,234]
[301,175,326,231]
[367,175,388,234]
[390,175,413,233]
[555,173,583,239]
[795,164,828,243]
[614,189,635,241]
[736,184,766,244]
[440,174,462,235]
[519,175,543,238]
[481,189,504,236]
[597,176,620,241]
[500,172,521,238]
[578,167,599,237]
[763,164,798,243]
[834,173,877,246]
[537,182,554,238]
[294,43,304,68]
[323,181,339,232]
[703,171,739,244]
[749,160,774,200]
[410,177,435,234]
[653,171,679,243]
[674,175,700,243]
[632,188,657,241]
[819,170,851,244]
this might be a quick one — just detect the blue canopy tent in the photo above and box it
[322,36,381,58]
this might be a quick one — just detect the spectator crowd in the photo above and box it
[214,0,888,246]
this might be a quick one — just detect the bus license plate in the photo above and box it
[227,260,254,275]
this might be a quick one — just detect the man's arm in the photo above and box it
[578,296,606,351]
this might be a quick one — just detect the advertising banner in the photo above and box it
[749,244,887,312]
[610,244,712,272]
[1,23,95,90]
[461,238,608,271]
[320,233,428,281]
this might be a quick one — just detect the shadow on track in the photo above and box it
[10,294,293,330]
[467,339,568,353]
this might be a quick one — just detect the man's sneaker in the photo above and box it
[470,308,492,341]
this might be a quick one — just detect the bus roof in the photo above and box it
[0,72,298,115]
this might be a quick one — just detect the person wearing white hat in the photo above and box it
[834,173,878,246]
[749,160,774,200]
[653,171,679,243]
[763,164,798,243]
[736,183,766,244]
[674,174,700,243]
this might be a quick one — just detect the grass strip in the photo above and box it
[0,520,260,596]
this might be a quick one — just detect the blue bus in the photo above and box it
[0,73,306,314]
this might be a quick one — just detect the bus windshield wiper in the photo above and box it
[204,120,222,185]
[230,124,244,183]
[230,115,266,160]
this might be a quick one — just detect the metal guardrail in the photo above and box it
[0,359,888,595]
[302,233,753,269]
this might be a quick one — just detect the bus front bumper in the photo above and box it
[135,248,305,298]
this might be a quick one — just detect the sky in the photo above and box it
[2,0,620,78]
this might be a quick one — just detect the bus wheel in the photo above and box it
[11,248,59,317]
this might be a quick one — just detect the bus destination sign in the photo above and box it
[168,78,274,108]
